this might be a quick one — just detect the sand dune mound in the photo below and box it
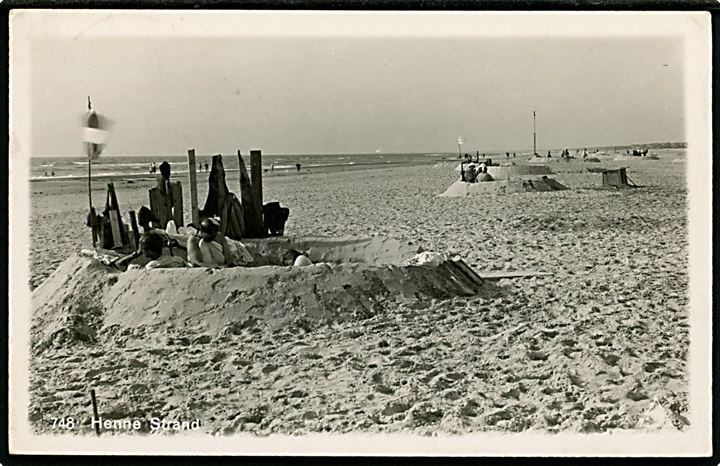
[439,178,568,197]
[31,255,119,354]
[32,237,496,351]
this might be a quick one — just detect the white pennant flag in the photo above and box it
[457,136,465,145]
[82,109,112,160]
[81,126,111,145]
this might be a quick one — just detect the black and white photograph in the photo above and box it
[8,10,712,456]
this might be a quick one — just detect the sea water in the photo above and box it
[30,152,454,181]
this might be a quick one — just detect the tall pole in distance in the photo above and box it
[87,96,96,247]
[533,110,537,156]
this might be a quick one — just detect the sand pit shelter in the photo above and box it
[602,168,636,187]
[440,176,568,197]
[31,236,496,351]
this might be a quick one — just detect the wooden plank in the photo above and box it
[250,149,263,212]
[187,149,199,226]
[172,181,184,227]
[106,182,126,246]
[148,187,168,227]
[108,210,123,249]
[478,270,553,280]
[441,262,477,295]
[447,262,481,291]
[237,151,264,237]
[128,210,140,250]
[450,259,485,287]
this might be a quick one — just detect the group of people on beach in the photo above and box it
[123,210,311,271]
[149,161,210,174]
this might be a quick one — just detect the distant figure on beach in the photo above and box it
[51,171,55,176]
[513,153,516,158]
[296,163,302,172]
[506,152,510,158]
[583,148,588,159]
[44,172,48,176]
[187,218,226,268]
[204,161,209,172]
[139,232,187,269]
[271,163,275,171]
[150,162,156,174]
[547,150,552,158]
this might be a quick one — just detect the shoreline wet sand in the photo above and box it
[27,150,690,435]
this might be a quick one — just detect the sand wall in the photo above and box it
[31,251,495,352]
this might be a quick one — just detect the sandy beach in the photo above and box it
[27,149,690,435]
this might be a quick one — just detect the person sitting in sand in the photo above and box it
[138,206,166,234]
[464,164,478,183]
[187,218,226,268]
[135,232,187,269]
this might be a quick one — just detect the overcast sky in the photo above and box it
[28,23,684,156]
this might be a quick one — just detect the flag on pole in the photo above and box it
[82,97,112,160]
[457,137,465,145]
[83,111,111,160]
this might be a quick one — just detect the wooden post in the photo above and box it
[172,181,183,227]
[129,210,140,250]
[106,182,126,248]
[237,151,264,237]
[250,150,263,211]
[187,149,199,226]
[90,389,100,436]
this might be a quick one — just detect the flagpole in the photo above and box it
[533,110,537,156]
[87,96,96,247]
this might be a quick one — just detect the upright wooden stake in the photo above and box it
[129,210,140,250]
[90,389,100,436]
[250,150,263,212]
[187,149,199,226]
[237,151,264,237]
